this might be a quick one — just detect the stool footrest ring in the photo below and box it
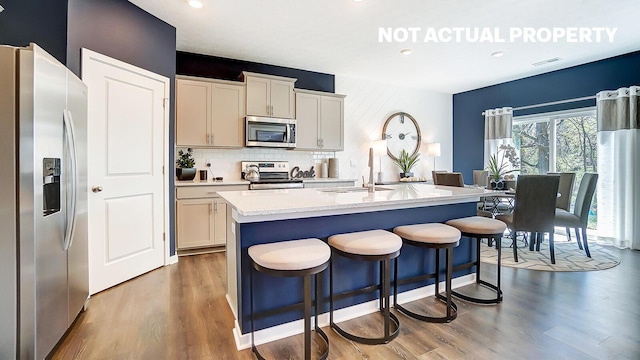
[330,311,400,345]
[452,280,503,304]
[252,326,329,360]
[395,294,458,323]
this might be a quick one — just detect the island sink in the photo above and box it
[316,187,392,193]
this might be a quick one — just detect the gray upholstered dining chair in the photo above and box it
[554,173,598,258]
[496,175,560,263]
[433,172,464,187]
[431,170,448,183]
[473,170,489,187]
[547,172,576,242]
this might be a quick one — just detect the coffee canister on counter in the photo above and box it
[318,162,328,178]
[328,158,339,178]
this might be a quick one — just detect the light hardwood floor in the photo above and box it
[52,248,640,359]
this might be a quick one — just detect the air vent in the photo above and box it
[532,57,561,66]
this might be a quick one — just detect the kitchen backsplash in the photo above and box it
[183,147,336,180]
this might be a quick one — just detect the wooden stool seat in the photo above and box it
[393,223,460,323]
[446,216,505,304]
[328,229,401,345]
[248,239,330,360]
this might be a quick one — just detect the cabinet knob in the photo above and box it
[91,185,103,193]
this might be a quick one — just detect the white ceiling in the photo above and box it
[129,0,640,94]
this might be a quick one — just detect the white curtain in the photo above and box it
[483,107,513,169]
[596,86,640,250]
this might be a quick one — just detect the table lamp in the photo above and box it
[427,142,441,170]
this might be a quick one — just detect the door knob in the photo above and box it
[91,185,103,193]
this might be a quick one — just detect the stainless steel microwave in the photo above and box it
[245,116,296,148]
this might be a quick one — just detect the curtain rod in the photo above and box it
[481,95,596,115]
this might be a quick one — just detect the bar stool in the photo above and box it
[328,229,402,345]
[393,223,460,323]
[248,238,330,360]
[446,216,507,304]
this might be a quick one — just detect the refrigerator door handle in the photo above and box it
[63,109,78,250]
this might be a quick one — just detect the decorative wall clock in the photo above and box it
[382,112,422,161]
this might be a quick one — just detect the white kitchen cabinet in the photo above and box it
[176,76,245,148]
[176,78,211,146]
[175,185,247,250]
[176,198,216,249]
[242,72,296,119]
[294,89,346,151]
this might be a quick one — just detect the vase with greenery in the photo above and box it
[176,148,197,180]
[392,149,420,178]
[486,144,519,189]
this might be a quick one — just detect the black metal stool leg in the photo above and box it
[446,248,452,319]
[383,259,390,339]
[329,254,334,326]
[303,275,311,360]
[329,249,400,345]
[452,233,503,304]
[250,265,257,357]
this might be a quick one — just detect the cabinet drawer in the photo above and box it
[176,185,248,199]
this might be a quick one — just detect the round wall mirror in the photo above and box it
[382,112,422,161]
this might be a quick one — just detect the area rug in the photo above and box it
[480,239,620,271]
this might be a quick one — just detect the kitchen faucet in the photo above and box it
[368,147,376,193]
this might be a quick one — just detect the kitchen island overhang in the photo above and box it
[218,185,499,349]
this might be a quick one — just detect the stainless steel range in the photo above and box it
[241,161,304,190]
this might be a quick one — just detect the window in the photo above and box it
[512,108,598,229]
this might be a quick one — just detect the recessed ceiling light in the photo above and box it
[188,0,203,8]
[491,51,505,58]
[532,57,561,66]
[400,49,413,55]
[353,0,364,2]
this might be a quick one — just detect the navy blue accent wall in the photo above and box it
[177,51,335,93]
[0,0,68,64]
[453,50,640,182]
[66,0,178,254]
[238,202,476,333]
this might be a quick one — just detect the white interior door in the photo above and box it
[82,49,169,295]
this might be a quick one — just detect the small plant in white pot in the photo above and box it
[176,148,196,181]
[392,149,420,178]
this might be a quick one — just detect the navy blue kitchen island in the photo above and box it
[217,184,493,349]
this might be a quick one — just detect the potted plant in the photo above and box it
[176,148,197,181]
[486,144,519,189]
[392,149,420,178]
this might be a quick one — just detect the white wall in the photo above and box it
[335,75,453,184]
[186,76,452,183]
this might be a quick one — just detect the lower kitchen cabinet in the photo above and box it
[175,185,246,250]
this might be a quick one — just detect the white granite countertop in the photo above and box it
[218,184,500,223]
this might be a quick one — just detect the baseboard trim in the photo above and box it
[166,254,179,266]
[232,273,476,350]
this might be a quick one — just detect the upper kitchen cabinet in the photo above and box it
[176,76,245,148]
[241,72,296,119]
[295,89,346,151]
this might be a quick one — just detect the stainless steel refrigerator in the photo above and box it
[0,43,89,359]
